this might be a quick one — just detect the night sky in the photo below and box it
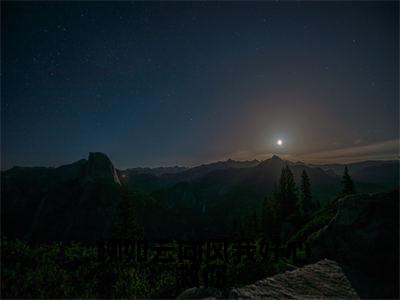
[2,1,399,169]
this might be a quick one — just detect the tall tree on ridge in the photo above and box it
[341,166,355,196]
[276,165,299,220]
[299,170,314,214]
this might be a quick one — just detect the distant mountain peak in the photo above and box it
[257,154,285,168]
[271,154,283,161]
[88,152,111,162]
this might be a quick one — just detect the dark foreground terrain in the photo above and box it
[1,153,399,298]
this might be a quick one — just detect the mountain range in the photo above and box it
[2,152,398,242]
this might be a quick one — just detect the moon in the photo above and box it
[277,139,283,146]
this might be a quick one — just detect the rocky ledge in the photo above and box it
[178,259,359,299]
[230,259,358,299]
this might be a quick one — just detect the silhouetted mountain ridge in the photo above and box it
[2,152,398,242]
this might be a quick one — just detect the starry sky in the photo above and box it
[1,1,399,169]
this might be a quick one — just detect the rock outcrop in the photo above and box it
[83,152,121,185]
[230,259,358,299]
[178,191,399,299]
[178,259,359,299]
[308,190,399,298]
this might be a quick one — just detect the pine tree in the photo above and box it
[276,165,299,220]
[272,183,281,204]
[341,166,355,196]
[299,170,314,214]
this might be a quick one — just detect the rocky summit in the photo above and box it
[84,152,121,185]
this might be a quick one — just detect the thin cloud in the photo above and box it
[297,139,399,164]
[221,139,399,164]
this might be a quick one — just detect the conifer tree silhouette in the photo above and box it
[299,170,314,214]
[276,165,299,220]
[341,166,355,196]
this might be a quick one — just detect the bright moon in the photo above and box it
[277,139,283,146]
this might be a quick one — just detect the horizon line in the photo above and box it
[2,139,399,171]
[2,153,399,172]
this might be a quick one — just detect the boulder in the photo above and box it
[178,260,358,299]
[230,259,358,299]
